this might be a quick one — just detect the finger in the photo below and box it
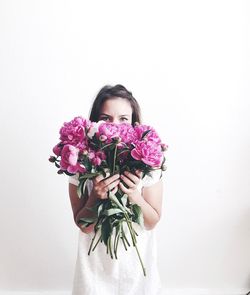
[123,171,140,183]
[99,193,108,200]
[111,186,118,194]
[135,170,143,178]
[105,179,120,191]
[102,173,120,186]
[119,182,130,194]
[120,174,136,188]
[94,171,111,183]
[94,174,105,184]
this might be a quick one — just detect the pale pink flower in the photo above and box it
[60,144,86,173]
[87,121,105,139]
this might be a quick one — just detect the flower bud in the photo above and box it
[161,144,168,151]
[99,135,107,142]
[113,137,121,143]
[49,156,56,163]
[82,150,88,155]
[161,164,167,171]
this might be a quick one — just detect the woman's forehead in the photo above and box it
[100,97,132,115]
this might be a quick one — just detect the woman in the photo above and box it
[69,84,163,294]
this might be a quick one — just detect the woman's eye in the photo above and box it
[120,117,128,121]
[100,117,109,121]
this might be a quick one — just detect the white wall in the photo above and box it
[0,0,249,294]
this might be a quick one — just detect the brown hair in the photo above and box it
[89,84,141,126]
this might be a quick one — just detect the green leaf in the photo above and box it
[79,217,97,223]
[103,208,123,216]
[97,203,104,217]
[79,172,100,180]
[77,181,84,198]
[78,221,90,228]
[141,130,151,140]
[120,194,128,207]
[108,192,126,212]
[77,178,88,199]
[101,218,112,246]
[132,204,144,227]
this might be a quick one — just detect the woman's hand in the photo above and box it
[91,173,120,200]
[119,170,143,203]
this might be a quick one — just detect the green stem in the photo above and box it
[134,242,146,277]
[112,144,118,174]
[124,213,136,246]
[92,234,102,252]
[114,231,120,259]
[123,215,146,276]
[88,230,98,255]
[108,236,113,259]
[121,223,131,247]
[121,236,127,251]
[108,191,146,276]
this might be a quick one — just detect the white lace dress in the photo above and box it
[69,171,162,295]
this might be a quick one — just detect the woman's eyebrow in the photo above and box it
[99,113,130,117]
[99,113,111,116]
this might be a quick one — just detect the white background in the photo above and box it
[0,0,249,294]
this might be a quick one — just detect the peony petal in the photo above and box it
[68,165,79,174]
[131,149,141,160]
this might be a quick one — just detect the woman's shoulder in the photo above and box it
[68,174,93,194]
[141,169,162,187]
[68,173,80,186]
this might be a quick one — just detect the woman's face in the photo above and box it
[98,97,133,124]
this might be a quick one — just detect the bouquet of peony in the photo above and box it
[49,116,168,276]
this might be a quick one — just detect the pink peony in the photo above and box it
[60,144,86,173]
[134,125,161,144]
[117,123,137,144]
[131,140,163,167]
[95,122,137,145]
[59,116,91,150]
[96,122,121,143]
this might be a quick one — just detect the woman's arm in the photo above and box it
[68,173,120,234]
[68,183,97,234]
[136,180,163,230]
[119,171,163,230]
